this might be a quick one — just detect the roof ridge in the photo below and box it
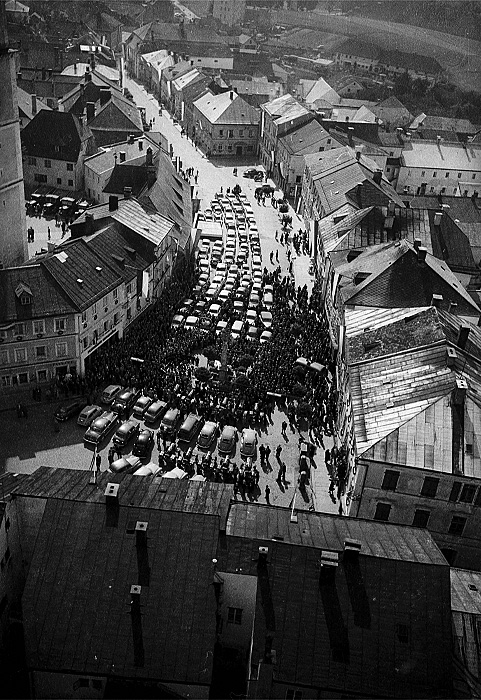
[351,337,447,367]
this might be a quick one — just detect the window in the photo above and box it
[55,318,66,332]
[441,548,457,565]
[57,178,62,185]
[67,163,73,171]
[56,342,67,357]
[412,509,430,528]
[396,623,409,643]
[421,171,425,177]
[127,307,132,320]
[239,129,244,137]
[35,346,46,358]
[14,348,26,363]
[421,476,439,498]
[286,691,302,700]
[227,607,243,625]
[37,369,47,382]
[228,130,234,138]
[81,311,87,323]
[1,376,11,387]
[113,288,118,300]
[34,172,47,183]
[473,174,477,180]
[14,322,25,336]
[228,145,232,152]
[114,312,119,325]
[83,337,88,350]
[449,482,462,502]
[449,515,467,536]
[433,171,437,177]
[68,180,73,187]
[33,320,45,335]
[382,470,399,491]
[28,157,36,165]
[126,283,132,295]
[103,295,109,307]
[219,129,224,137]
[44,159,51,168]
[249,129,253,137]
[374,502,391,521]
[458,173,462,179]
[460,484,476,503]
[0,350,8,365]
[445,172,449,178]
[18,372,28,384]
[103,321,108,333]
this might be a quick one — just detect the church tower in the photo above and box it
[0,0,28,267]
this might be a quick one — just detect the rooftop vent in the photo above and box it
[76,278,83,285]
[434,211,443,226]
[136,521,148,532]
[105,482,119,500]
[448,302,458,314]
[417,246,427,262]
[320,550,339,567]
[446,346,457,368]
[95,266,102,273]
[431,293,443,307]
[124,186,132,198]
[119,151,126,163]
[258,546,268,567]
[457,325,470,349]
[344,539,362,554]
[413,238,422,251]
[128,133,135,145]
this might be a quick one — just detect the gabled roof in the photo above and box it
[278,119,336,156]
[409,195,481,224]
[401,141,481,171]
[21,110,93,162]
[85,224,153,281]
[88,93,143,143]
[172,67,205,92]
[17,87,51,121]
[301,77,340,106]
[41,238,125,311]
[193,91,259,126]
[103,164,149,197]
[336,39,380,60]
[371,96,413,128]
[111,198,176,246]
[261,93,309,124]
[345,306,431,338]
[83,134,159,175]
[339,240,480,316]
[0,264,77,323]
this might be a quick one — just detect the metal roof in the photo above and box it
[261,93,309,124]
[111,199,175,245]
[402,141,481,171]
[345,306,430,338]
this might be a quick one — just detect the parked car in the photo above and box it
[55,398,87,421]
[77,404,103,427]
[177,413,202,443]
[144,400,168,424]
[113,419,140,447]
[109,454,142,474]
[243,168,263,179]
[231,320,244,339]
[171,314,184,329]
[84,411,118,444]
[101,384,122,404]
[133,395,154,419]
[161,408,181,435]
[240,428,257,457]
[112,389,141,415]
[218,425,237,454]
[132,429,155,458]
[133,464,161,476]
[197,421,218,449]
[260,311,273,329]
[260,330,272,344]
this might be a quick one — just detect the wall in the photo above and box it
[351,458,481,570]
[0,499,25,648]
[185,54,233,72]
[79,282,126,374]
[193,107,258,157]
[218,572,257,653]
[23,156,81,192]
[397,156,481,198]
[0,313,79,391]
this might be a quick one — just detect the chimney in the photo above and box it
[355,149,361,161]
[138,140,143,151]
[146,147,153,166]
[373,170,382,184]
[320,550,339,568]
[453,377,468,406]
[128,133,135,145]
[388,200,395,215]
[258,546,268,568]
[124,186,132,199]
[90,52,96,71]
[457,325,470,349]
[434,211,443,226]
[344,539,362,555]
[190,59,194,66]
[86,101,95,121]
[405,131,411,141]
[442,203,451,212]
[431,293,443,307]
[437,134,442,144]
[85,68,92,83]
[109,195,118,211]
[135,521,148,546]
[31,94,37,115]
[74,60,77,74]
[119,151,126,163]
[99,86,110,105]
[84,213,95,236]
[230,91,234,100]
[417,246,427,262]
[446,346,457,368]
[347,126,354,146]
[448,302,458,314]
[413,238,422,251]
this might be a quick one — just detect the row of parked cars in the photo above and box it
[26,192,89,220]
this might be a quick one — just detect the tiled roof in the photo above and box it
[41,238,125,311]
[111,199,176,246]
[451,569,481,614]
[409,195,481,223]
[88,94,143,142]
[83,135,159,175]
[370,97,413,128]
[261,93,309,123]
[278,120,334,156]
[224,508,453,699]
[429,209,477,273]
[23,498,219,681]
[340,240,480,316]
[85,224,153,282]
[17,86,51,121]
[345,306,431,338]
[21,110,93,162]
[194,91,259,126]
[381,48,443,74]
[162,60,193,82]
[0,264,77,323]
[336,39,380,60]
[351,342,454,453]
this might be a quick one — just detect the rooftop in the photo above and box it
[278,120,334,156]
[84,135,159,175]
[0,264,76,323]
[193,91,259,126]
[401,141,481,172]
[261,93,309,124]
[21,110,93,162]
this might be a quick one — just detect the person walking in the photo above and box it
[265,445,271,464]
[270,251,274,264]
[281,420,288,437]
[265,484,271,504]
[276,444,282,461]
[96,453,101,472]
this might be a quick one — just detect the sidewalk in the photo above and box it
[0,384,85,414]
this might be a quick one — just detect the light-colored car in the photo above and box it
[218,425,237,454]
[260,330,272,344]
[218,290,230,303]
[231,320,244,339]
[208,303,222,320]
[185,315,199,331]
[240,428,257,458]
[216,320,229,335]
[171,314,184,328]
[77,404,103,427]
[197,421,218,449]
[109,454,142,474]
[263,292,273,309]
[101,384,122,405]
[247,325,258,341]
[260,311,273,328]
[246,309,257,324]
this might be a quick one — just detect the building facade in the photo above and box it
[212,0,246,27]
[192,91,259,157]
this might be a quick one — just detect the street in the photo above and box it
[1,75,337,516]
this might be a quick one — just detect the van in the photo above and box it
[112,388,141,415]
[101,384,122,404]
[177,413,202,443]
[144,400,168,423]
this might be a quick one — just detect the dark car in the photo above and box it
[112,388,141,415]
[144,400,168,424]
[177,413,202,443]
[113,419,140,447]
[54,398,87,421]
[243,168,262,179]
[83,411,118,444]
[161,408,181,436]
[132,429,155,458]
[133,395,154,419]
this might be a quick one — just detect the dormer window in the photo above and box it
[15,282,33,305]
[20,294,31,305]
